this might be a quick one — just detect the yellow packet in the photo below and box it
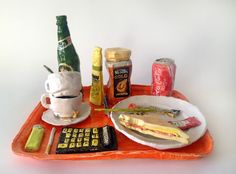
[89,47,104,105]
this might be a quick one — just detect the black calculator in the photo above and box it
[56,125,117,154]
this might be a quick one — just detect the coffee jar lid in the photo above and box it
[105,47,131,62]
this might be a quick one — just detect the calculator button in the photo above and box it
[72,133,77,138]
[62,128,67,133]
[91,139,99,146]
[83,141,89,147]
[92,128,98,134]
[73,128,79,133]
[84,137,90,141]
[78,133,84,138]
[58,143,68,148]
[70,137,76,143]
[85,128,91,133]
[92,134,99,138]
[64,138,70,143]
[85,133,90,137]
[67,128,73,133]
[65,133,71,138]
[69,143,75,148]
[77,138,83,142]
[76,142,82,148]
[79,129,84,133]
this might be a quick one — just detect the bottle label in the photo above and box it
[90,74,100,96]
[113,67,130,98]
[92,65,102,72]
[58,36,72,50]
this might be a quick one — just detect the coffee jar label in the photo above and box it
[113,67,130,98]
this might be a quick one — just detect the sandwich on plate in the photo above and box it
[118,113,189,144]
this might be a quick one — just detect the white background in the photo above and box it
[1,0,236,173]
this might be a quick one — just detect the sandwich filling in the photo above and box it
[118,113,189,144]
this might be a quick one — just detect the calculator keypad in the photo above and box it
[56,126,117,154]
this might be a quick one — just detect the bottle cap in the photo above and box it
[105,48,131,62]
[56,15,67,25]
[93,47,102,54]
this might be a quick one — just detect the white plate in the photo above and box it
[110,95,207,150]
[42,102,91,126]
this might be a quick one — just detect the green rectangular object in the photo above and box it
[24,125,44,152]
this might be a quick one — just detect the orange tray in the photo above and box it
[12,85,213,160]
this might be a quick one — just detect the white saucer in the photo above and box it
[42,102,91,126]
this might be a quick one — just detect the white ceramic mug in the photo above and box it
[45,71,82,97]
[40,93,82,118]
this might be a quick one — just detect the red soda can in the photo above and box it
[151,58,176,96]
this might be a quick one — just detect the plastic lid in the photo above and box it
[105,48,131,62]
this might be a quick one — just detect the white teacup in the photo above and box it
[40,93,82,118]
[45,71,82,98]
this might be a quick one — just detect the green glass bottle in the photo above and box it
[56,15,80,72]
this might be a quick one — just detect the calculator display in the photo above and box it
[56,125,117,154]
